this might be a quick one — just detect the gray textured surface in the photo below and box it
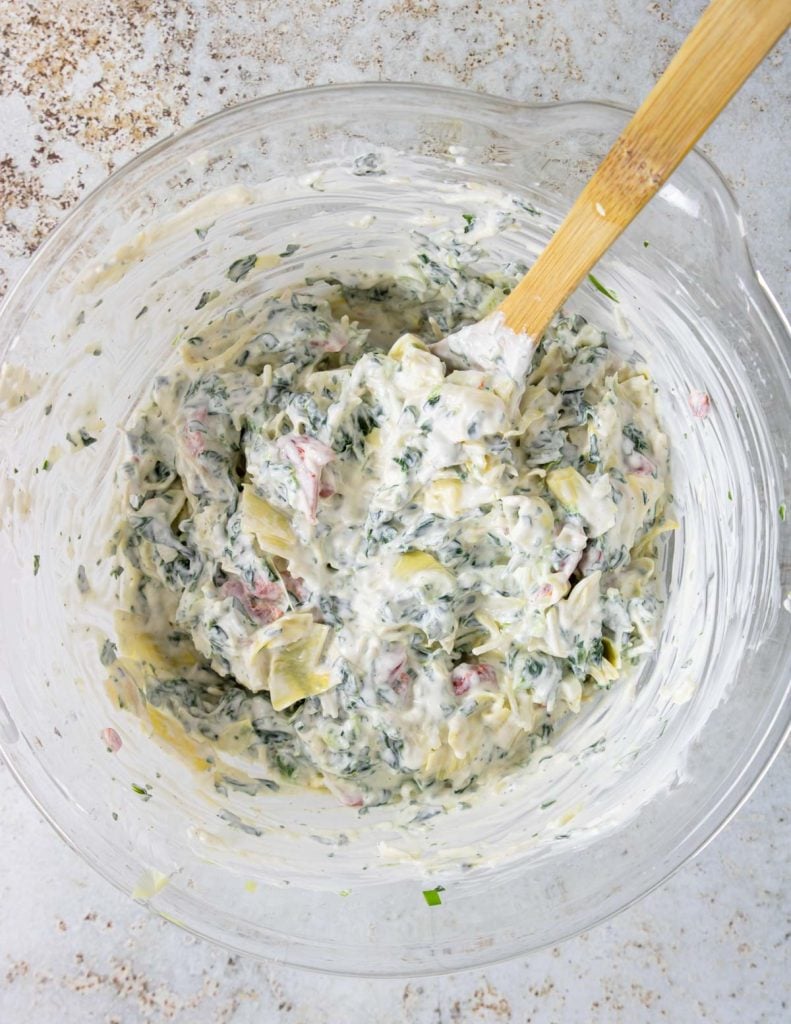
[0,1,789,1021]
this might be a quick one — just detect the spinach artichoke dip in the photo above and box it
[111,222,671,809]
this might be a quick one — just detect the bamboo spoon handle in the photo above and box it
[499,0,791,340]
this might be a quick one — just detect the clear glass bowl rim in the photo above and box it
[0,81,788,976]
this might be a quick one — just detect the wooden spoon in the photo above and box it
[498,0,791,342]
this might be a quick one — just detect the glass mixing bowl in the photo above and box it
[0,83,788,976]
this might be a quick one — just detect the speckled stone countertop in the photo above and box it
[0,2,788,1021]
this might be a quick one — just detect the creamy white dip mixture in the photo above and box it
[110,216,671,808]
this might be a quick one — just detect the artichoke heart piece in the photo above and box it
[114,610,196,674]
[633,518,679,557]
[424,740,466,781]
[389,332,429,360]
[437,382,507,442]
[257,611,315,649]
[421,477,495,517]
[421,478,464,517]
[390,334,445,394]
[243,612,318,694]
[602,636,621,670]
[447,693,520,760]
[588,657,620,688]
[268,623,333,711]
[147,706,215,771]
[240,486,295,558]
[392,550,453,581]
[547,466,616,538]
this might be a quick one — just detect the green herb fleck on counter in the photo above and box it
[423,887,444,907]
[33,554,40,576]
[780,503,787,522]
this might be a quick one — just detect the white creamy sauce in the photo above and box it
[109,215,672,809]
